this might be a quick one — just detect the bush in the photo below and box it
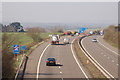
[26,27,43,43]
[104,25,119,48]
[50,27,64,33]
[2,33,19,78]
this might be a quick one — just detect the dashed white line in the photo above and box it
[112,60,114,63]
[104,55,106,57]
[60,71,62,74]
[97,36,119,56]
[59,66,61,69]
[116,64,119,66]
[107,57,110,59]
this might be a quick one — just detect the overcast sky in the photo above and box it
[2,2,118,26]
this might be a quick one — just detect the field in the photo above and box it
[2,32,63,45]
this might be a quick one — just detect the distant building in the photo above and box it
[2,22,25,32]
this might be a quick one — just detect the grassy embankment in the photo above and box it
[103,25,120,49]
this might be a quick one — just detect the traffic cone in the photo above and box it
[87,60,90,64]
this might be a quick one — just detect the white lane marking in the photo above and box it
[59,66,61,69]
[36,44,50,80]
[112,60,114,63]
[71,39,89,79]
[104,55,106,57]
[81,37,115,79]
[107,57,110,59]
[101,53,103,54]
[60,71,62,74]
[97,36,119,56]
[116,64,119,66]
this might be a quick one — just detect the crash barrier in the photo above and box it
[78,36,116,80]
[14,54,28,80]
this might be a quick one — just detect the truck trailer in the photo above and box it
[50,35,60,44]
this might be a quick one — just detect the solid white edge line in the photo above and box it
[36,44,50,80]
[81,37,116,79]
[71,39,89,79]
[97,36,119,56]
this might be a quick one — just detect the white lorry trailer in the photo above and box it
[50,35,60,44]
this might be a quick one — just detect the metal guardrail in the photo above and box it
[14,54,28,80]
[79,35,116,80]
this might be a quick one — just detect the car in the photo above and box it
[64,38,69,44]
[92,39,97,42]
[46,58,56,66]
[71,34,74,36]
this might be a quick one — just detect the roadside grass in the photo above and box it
[73,39,106,78]
[103,25,119,50]
[104,39,119,49]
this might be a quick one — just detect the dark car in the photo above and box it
[46,58,56,66]
[71,34,74,36]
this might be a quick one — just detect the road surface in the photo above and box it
[81,35,118,78]
[24,36,88,79]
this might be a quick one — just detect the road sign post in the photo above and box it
[13,45,20,61]
[22,45,26,55]
[79,27,86,33]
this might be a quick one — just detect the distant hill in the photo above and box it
[19,22,108,30]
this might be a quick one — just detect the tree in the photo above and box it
[51,27,64,33]
[26,27,43,43]
[2,22,25,32]
[2,33,19,78]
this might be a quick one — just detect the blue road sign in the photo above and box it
[13,45,20,54]
[79,28,86,33]
[22,46,26,50]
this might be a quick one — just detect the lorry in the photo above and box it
[50,35,60,44]
[100,30,104,36]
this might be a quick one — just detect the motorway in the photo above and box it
[24,36,88,79]
[23,35,119,79]
[81,35,118,78]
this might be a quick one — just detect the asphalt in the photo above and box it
[98,36,118,54]
[81,35,118,78]
[24,36,87,79]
